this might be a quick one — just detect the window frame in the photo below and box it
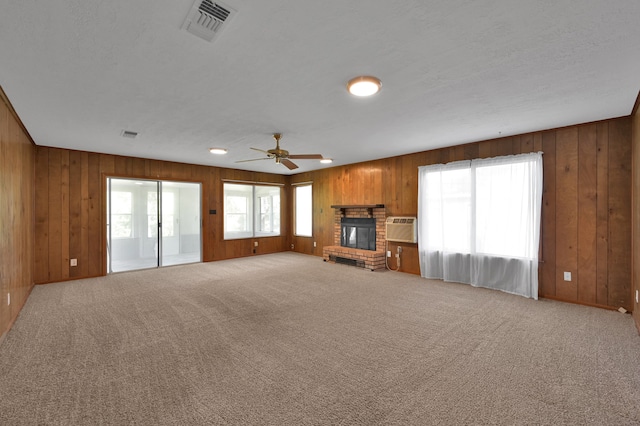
[223,182,281,240]
[294,184,313,237]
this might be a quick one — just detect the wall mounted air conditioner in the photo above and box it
[385,217,417,243]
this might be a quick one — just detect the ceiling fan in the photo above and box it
[236,133,323,170]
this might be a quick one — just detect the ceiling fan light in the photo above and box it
[320,158,333,164]
[347,76,382,97]
[209,147,228,155]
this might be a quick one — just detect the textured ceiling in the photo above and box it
[1,0,639,175]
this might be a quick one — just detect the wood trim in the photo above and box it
[632,90,640,116]
[540,295,621,312]
[0,275,34,348]
[222,179,285,186]
[0,85,36,146]
[330,204,385,209]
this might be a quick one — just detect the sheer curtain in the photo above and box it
[418,152,543,299]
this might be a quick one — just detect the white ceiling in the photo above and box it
[1,0,639,175]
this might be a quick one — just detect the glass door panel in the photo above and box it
[161,181,201,266]
[108,178,159,273]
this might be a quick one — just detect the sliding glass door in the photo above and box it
[107,178,201,273]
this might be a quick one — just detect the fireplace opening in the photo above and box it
[341,217,376,251]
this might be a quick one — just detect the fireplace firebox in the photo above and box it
[341,217,376,251]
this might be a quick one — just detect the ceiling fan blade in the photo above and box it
[281,159,299,170]
[235,157,271,163]
[250,147,272,155]
[288,154,323,159]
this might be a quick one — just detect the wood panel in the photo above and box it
[632,93,640,331]
[0,87,35,340]
[596,123,610,305]
[87,153,102,277]
[554,127,579,301]
[577,124,597,303]
[607,119,632,308]
[540,131,557,297]
[34,148,50,284]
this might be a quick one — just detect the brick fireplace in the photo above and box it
[322,204,387,271]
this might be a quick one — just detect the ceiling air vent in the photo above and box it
[182,0,236,42]
[121,130,138,139]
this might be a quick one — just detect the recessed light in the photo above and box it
[347,76,382,97]
[320,158,333,164]
[209,148,228,155]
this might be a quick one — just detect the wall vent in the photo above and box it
[182,0,236,42]
[121,130,138,139]
[386,217,418,243]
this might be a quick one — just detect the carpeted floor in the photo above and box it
[1,252,639,425]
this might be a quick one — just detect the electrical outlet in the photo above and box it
[636,290,639,304]
[563,271,571,281]
[291,244,294,249]
[254,241,258,247]
[387,251,391,257]
[7,293,10,306]
[397,246,402,253]
[70,258,78,267]
[313,241,317,247]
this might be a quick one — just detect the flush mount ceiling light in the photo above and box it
[320,158,333,164]
[209,147,228,155]
[347,76,382,97]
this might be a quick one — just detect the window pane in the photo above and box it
[295,185,312,236]
[255,185,280,236]
[424,168,470,253]
[112,191,132,214]
[147,192,158,238]
[475,161,530,258]
[224,183,253,239]
[161,191,175,237]
[112,214,132,238]
[112,191,133,237]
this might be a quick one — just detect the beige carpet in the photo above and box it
[1,252,639,425]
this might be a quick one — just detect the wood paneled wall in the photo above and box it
[34,148,289,284]
[0,87,35,340]
[632,93,640,332]
[291,117,633,311]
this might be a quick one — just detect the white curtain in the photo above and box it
[417,152,543,299]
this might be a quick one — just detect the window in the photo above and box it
[111,191,133,238]
[418,152,543,299]
[224,183,281,239]
[294,184,312,237]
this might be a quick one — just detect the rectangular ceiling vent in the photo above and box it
[182,0,236,42]
[121,130,138,139]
